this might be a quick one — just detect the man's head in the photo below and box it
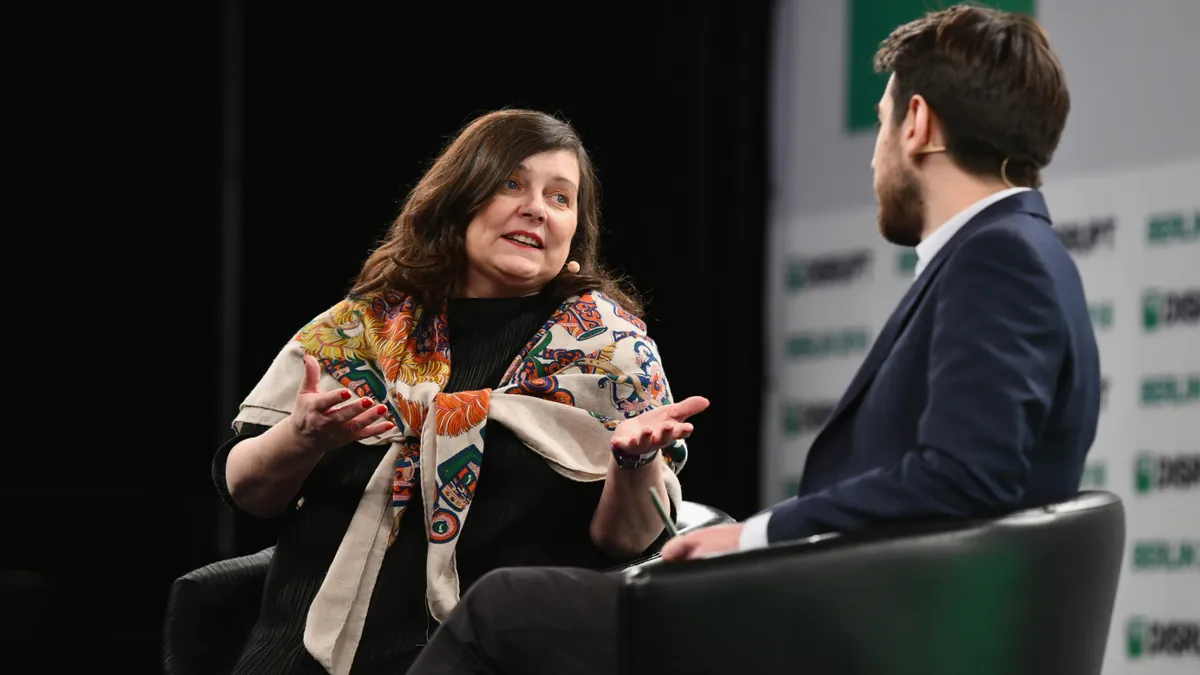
[870,4,1070,246]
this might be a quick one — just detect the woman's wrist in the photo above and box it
[610,444,660,470]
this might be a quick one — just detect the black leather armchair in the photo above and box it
[162,500,733,674]
[618,491,1125,675]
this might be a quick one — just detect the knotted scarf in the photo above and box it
[233,289,686,675]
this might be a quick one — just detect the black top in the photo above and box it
[213,293,633,675]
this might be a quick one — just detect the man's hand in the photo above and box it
[660,523,744,561]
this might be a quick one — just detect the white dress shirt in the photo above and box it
[912,187,1030,278]
[737,186,1032,552]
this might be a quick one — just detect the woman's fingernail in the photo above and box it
[362,399,373,409]
[376,405,388,415]
[340,390,351,400]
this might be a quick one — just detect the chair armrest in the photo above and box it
[603,501,738,575]
[604,552,665,575]
[162,546,275,675]
[620,534,896,674]
[617,495,1125,675]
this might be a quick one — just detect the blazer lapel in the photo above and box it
[813,190,1052,440]
[816,254,943,435]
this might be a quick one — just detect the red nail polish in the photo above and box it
[362,399,372,409]
[376,405,388,415]
[340,390,351,400]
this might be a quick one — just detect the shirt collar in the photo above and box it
[914,187,1031,278]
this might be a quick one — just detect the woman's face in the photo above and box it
[461,149,580,298]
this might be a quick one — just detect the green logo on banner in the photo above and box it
[1126,616,1200,659]
[1140,375,1200,406]
[1089,302,1113,330]
[846,0,1037,132]
[1079,461,1107,489]
[782,477,802,497]
[1147,210,1199,245]
[897,249,918,276]
[1142,288,1200,332]
[1056,217,1117,256]
[782,400,838,436]
[1143,290,1163,331]
[1133,540,1198,571]
[787,329,871,360]
[787,251,872,292]
[1127,616,1146,658]
[1134,452,1199,494]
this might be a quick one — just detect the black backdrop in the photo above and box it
[7,1,771,669]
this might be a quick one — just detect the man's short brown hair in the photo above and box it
[874,4,1069,188]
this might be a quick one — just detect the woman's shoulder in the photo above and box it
[291,289,427,361]
[578,290,647,332]
[297,289,423,329]
[344,287,421,312]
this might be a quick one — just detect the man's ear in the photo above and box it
[904,94,946,157]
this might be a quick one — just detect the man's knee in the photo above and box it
[460,568,526,619]
[457,566,615,631]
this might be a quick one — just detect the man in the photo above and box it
[408,6,1100,674]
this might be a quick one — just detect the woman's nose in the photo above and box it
[521,196,546,222]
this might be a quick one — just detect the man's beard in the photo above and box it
[876,164,925,247]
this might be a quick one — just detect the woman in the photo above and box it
[213,109,707,675]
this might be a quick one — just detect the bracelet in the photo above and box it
[611,445,659,469]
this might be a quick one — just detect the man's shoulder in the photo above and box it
[935,208,1086,328]
[970,206,1055,243]
[954,208,1075,276]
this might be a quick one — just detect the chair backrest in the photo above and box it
[620,491,1126,675]
[162,547,276,675]
[162,500,737,671]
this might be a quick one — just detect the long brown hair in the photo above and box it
[351,109,642,315]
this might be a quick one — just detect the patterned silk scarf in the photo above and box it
[233,290,686,675]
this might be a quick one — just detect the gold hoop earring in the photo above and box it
[999,157,1016,189]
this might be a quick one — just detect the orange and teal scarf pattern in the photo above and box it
[233,289,686,675]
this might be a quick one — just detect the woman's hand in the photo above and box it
[591,396,709,557]
[287,354,395,455]
[610,396,710,454]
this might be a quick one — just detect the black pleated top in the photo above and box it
[212,293,629,674]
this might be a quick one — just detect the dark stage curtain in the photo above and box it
[7,4,223,671]
[234,0,772,550]
[7,1,772,668]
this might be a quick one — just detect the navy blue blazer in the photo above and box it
[767,190,1102,543]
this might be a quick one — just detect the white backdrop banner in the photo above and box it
[765,1,1199,669]
[762,160,1200,669]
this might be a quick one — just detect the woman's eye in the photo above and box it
[505,179,519,190]
[553,194,568,205]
